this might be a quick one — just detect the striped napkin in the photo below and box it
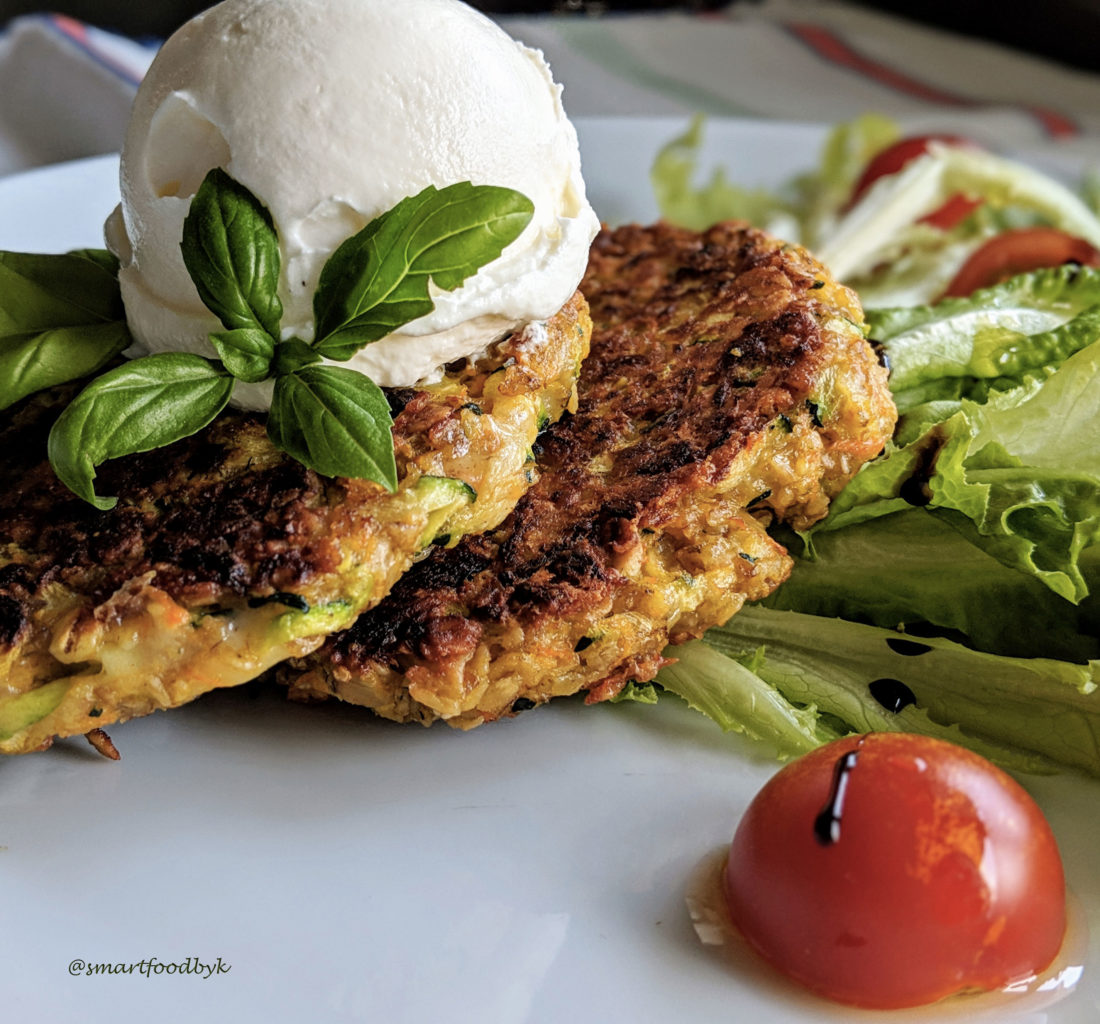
[3,1,1100,178]
[0,15,150,174]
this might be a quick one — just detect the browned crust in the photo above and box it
[288,222,896,723]
[84,727,121,760]
[0,402,336,610]
[0,295,588,631]
[0,293,591,754]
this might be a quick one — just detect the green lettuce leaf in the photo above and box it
[929,350,1100,601]
[608,681,660,705]
[793,113,900,250]
[650,113,898,245]
[869,264,1100,397]
[765,513,1100,664]
[650,115,799,233]
[656,640,840,759]
[820,338,1100,601]
[701,606,1098,775]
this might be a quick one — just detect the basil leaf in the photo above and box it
[69,248,121,276]
[312,182,533,359]
[210,327,276,383]
[0,250,124,331]
[1,322,131,411]
[0,250,131,410]
[267,365,396,490]
[181,168,283,339]
[273,337,323,376]
[47,353,234,510]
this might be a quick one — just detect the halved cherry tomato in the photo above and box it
[942,227,1100,297]
[848,134,982,230]
[723,733,1066,1010]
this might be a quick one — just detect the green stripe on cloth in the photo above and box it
[556,19,757,117]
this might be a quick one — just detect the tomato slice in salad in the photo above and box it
[942,227,1100,297]
[918,190,983,230]
[848,134,981,230]
[723,733,1067,1010]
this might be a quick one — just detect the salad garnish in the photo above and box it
[653,114,1100,306]
[646,115,1100,775]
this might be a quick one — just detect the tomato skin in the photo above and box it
[852,135,974,199]
[942,227,1100,297]
[848,134,980,230]
[918,191,983,230]
[723,733,1066,1010]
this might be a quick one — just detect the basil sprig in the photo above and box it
[181,167,284,341]
[313,182,535,359]
[37,168,534,507]
[0,250,132,411]
[48,354,234,510]
[268,366,396,485]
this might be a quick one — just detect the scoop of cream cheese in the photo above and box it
[105,0,598,409]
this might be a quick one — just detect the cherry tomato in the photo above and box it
[723,733,1066,1010]
[942,227,1100,297]
[847,134,982,230]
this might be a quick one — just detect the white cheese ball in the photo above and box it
[106,0,598,408]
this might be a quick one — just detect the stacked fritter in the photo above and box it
[0,221,896,753]
[282,223,896,726]
[0,295,590,754]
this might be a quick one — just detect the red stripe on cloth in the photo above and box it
[1020,105,1078,139]
[786,22,1078,138]
[50,13,89,43]
[45,13,145,87]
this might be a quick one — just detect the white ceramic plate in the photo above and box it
[1,119,1098,1024]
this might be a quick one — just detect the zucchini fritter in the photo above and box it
[284,223,897,724]
[0,293,590,754]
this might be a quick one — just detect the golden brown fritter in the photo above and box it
[284,223,896,725]
[0,293,590,754]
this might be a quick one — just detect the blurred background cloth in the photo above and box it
[2,0,1099,73]
[3,0,1100,177]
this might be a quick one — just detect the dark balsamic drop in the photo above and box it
[869,677,918,714]
[814,750,859,846]
[886,637,933,657]
[899,474,932,506]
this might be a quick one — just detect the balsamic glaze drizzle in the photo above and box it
[885,637,933,657]
[869,677,918,714]
[814,750,859,845]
